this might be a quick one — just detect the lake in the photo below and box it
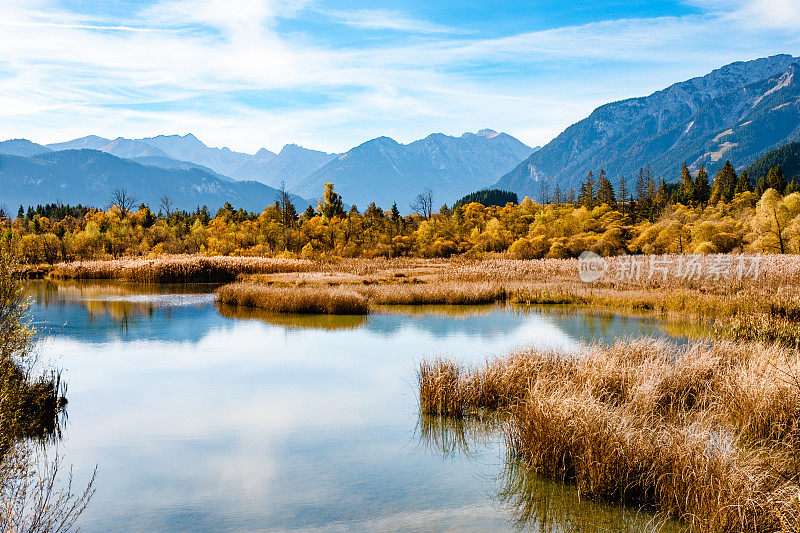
[25,280,690,532]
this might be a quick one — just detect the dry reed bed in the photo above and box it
[50,255,314,283]
[215,283,368,314]
[365,282,509,305]
[444,255,800,289]
[419,339,800,531]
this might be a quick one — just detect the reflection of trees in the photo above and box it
[418,413,681,533]
[2,259,94,531]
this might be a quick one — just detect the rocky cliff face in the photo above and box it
[496,54,800,197]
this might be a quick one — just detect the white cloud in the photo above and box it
[687,0,800,30]
[330,9,468,34]
[0,0,798,152]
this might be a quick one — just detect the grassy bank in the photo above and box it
[419,339,800,531]
[50,255,313,283]
[47,255,800,346]
[215,283,369,314]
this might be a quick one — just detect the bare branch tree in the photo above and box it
[410,187,434,220]
[159,195,174,218]
[111,189,137,216]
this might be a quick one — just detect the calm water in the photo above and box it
[25,280,690,532]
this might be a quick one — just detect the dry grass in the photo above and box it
[50,255,313,283]
[215,283,368,314]
[365,282,508,305]
[419,339,800,531]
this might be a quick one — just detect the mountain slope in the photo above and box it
[130,156,235,182]
[0,150,308,212]
[46,135,111,151]
[140,134,265,177]
[496,54,800,197]
[744,141,800,184]
[0,139,52,157]
[99,137,171,159]
[231,144,338,189]
[295,130,533,208]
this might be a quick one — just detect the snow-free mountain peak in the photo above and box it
[495,54,800,198]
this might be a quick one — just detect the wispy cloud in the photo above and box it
[329,9,469,34]
[0,0,798,153]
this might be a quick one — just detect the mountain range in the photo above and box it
[496,54,800,197]
[1,129,533,212]
[295,130,534,209]
[4,54,800,213]
[0,150,308,213]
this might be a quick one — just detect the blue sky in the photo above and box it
[1,0,800,153]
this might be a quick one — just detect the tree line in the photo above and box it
[2,159,800,263]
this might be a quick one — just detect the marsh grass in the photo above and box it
[366,282,508,305]
[51,255,313,282]
[418,339,800,531]
[215,283,369,314]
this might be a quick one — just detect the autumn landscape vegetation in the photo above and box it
[4,158,800,531]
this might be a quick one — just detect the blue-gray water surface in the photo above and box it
[25,280,691,532]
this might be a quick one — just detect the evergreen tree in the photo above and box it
[318,183,346,219]
[579,171,595,208]
[735,170,752,195]
[303,204,316,219]
[17,205,23,220]
[757,175,767,196]
[634,167,655,220]
[710,160,737,204]
[693,165,711,205]
[679,162,694,204]
[655,177,670,214]
[618,175,629,215]
[390,202,400,221]
[596,170,616,207]
[766,165,787,193]
[552,185,563,204]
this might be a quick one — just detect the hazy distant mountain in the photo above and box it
[496,54,800,197]
[0,150,308,212]
[0,139,52,157]
[295,130,533,209]
[46,135,170,159]
[140,134,264,177]
[100,137,171,159]
[231,144,338,189]
[46,135,110,151]
[130,156,234,182]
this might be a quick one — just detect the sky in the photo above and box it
[1,0,800,154]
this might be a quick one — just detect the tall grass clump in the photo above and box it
[368,282,508,305]
[419,339,800,531]
[215,283,368,314]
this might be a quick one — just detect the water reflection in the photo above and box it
[497,460,684,533]
[217,303,368,331]
[418,415,685,532]
[24,280,697,532]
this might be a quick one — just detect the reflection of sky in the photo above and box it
[27,283,680,532]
